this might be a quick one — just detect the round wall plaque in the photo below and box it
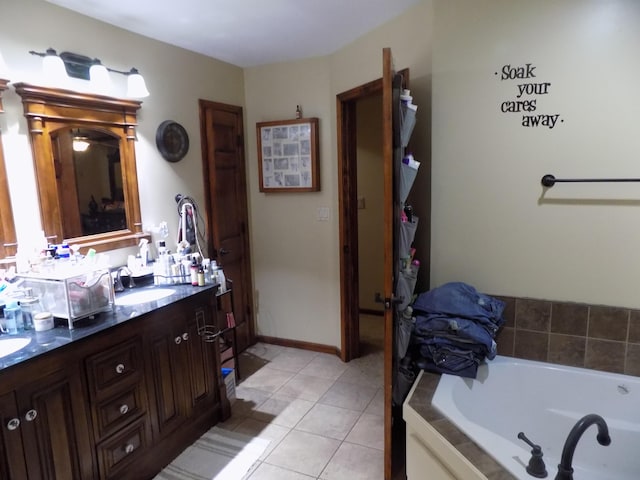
[156,120,189,162]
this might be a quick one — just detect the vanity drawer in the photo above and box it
[96,417,148,480]
[94,384,146,441]
[86,338,144,400]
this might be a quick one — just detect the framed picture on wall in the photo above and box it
[257,117,320,192]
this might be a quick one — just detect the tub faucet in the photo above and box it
[554,414,611,480]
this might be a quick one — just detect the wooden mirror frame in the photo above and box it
[14,83,148,252]
[0,79,18,259]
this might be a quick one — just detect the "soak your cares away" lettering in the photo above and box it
[496,63,562,129]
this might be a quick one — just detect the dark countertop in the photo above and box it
[406,371,517,480]
[0,283,219,371]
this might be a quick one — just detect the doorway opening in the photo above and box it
[336,77,383,363]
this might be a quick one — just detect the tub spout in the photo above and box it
[554,414,611,480]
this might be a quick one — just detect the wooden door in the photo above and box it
[382,47,397,480]
[199,100,254,352]
[18,368,94,479]
[183,298,218,416]
[0,391,28,479]
[145,304,187,438]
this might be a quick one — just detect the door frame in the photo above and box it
[336,77,384,363]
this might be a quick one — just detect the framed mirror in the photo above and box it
[14,83,148,252]
[0,79,17,259]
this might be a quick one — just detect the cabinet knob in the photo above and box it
[119,404,129,415]
[24,409,37,422]
[182,332,189,341]
[115,363,125,374]
[6,418,20,431]
[174,336,182,345]
[124,443,135,454]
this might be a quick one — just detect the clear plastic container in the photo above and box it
[3,301,21,335]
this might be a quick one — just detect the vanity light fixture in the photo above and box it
[28,48,150,98]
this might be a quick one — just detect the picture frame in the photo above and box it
[257,117,320,192]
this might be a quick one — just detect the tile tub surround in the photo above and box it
[494,295,640,376]
[406,372,517,480]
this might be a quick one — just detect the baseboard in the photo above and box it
[255,335,340,357]
[360,308,384,316]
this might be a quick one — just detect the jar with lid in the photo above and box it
[33,312,54,332]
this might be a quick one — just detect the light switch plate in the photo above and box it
[357,196,366,209]
[317,207,330,221]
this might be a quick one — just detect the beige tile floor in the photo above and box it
[219,314,385,480]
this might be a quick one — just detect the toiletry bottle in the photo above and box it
[218,268,226,292]
[190,258,199,286]
[197,265,205,286]
[4,301,22,335]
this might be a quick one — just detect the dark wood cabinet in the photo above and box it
[0,288,227,480]
[144,294,221,441]
[0,365,95,479]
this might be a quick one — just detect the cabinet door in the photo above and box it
[18,367,95,479]
[145,303,188,439]
[0,391,28,480]
[183,301,218,416]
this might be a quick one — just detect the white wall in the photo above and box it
[432,0,640,308]
[0,0,244,265]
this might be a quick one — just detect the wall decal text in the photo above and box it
[496,63,562,129]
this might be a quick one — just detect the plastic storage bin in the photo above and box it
[222,367,236,404]
[17,267,114,328]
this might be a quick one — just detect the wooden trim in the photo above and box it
[255,335,340,357]
[359,308,384,317]
[13,83,144,254]
[0,79,17,259]
[336,77,384,363]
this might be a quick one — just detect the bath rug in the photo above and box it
[153,426,269,480]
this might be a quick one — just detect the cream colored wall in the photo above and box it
[0,0,244,264]
[245,1,433,347]
[244,57,340,345]
[432,0,640,307]
[0,0,434,350]
[356,94,384,312]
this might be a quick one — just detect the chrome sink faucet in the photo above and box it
[114,266,136,292]
[555,414,611,480]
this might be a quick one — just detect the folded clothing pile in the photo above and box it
[411,282,505,378]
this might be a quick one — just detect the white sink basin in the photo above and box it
[0,337,31,359]
[115,288,176,306]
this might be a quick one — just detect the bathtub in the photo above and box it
[431,356,639,480]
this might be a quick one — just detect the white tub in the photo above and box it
[431,356,640,480]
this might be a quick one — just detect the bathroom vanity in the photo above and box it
[0,284,230,480]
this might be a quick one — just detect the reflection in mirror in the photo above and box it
[14,83,147,253]
[51,127,125,237]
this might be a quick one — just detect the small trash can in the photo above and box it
[222,368,236,404]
